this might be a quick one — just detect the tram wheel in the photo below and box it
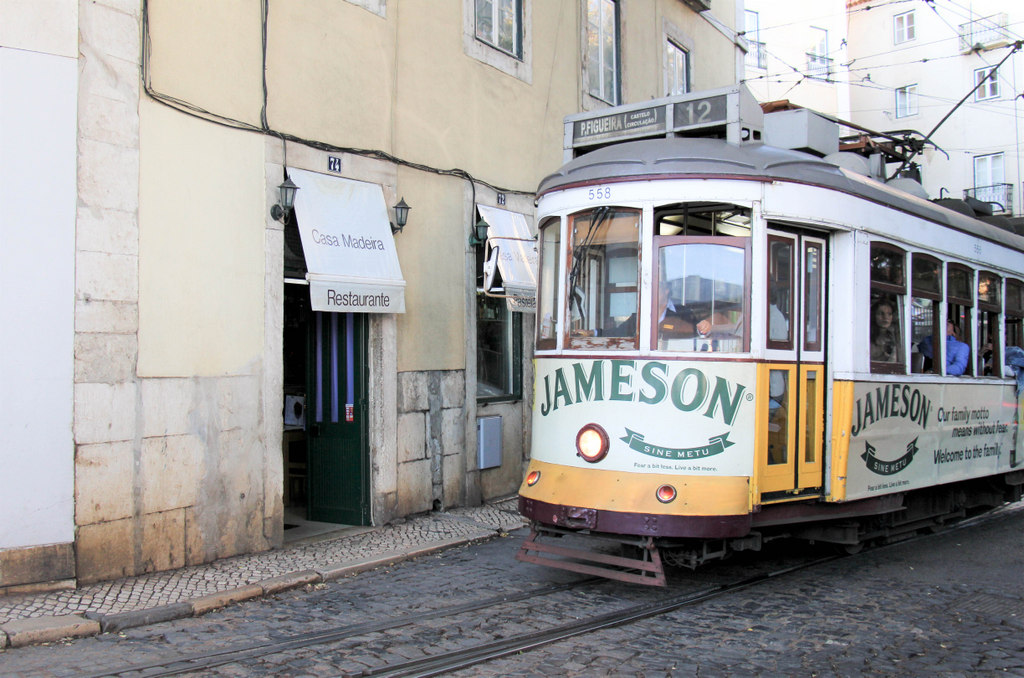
[841,542,864,555]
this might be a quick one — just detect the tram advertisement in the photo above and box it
[533,358,757,475]
[845,381,1020,501]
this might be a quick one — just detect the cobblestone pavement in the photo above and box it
[0,497,525,648]
[1,502,1021,676]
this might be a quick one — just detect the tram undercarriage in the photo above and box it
[516,472,1024,586]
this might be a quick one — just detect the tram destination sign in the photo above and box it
[572,105,666,146]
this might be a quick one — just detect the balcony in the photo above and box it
[964,184,1013,215]
[958,14,1010,52]
[746,40,766,70]
[805,53,832,80]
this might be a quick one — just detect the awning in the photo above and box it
[290,168,406,313]
[477,204,537,313]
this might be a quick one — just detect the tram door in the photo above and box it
[758,230,826,500]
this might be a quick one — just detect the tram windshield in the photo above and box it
[656,239,747,352]
[566,207,641,348]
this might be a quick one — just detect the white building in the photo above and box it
[742,0,1023,221]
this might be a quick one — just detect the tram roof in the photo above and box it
[538,138,1024,253]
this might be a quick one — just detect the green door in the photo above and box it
[307,311,370,525]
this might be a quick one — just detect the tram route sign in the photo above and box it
[572,106,666,145]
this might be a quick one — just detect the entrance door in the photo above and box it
[758,230,826,501]
[307,311,370,525]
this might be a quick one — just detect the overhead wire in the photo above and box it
[139,0,533,200]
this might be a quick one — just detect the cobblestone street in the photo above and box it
[1,504,1021,676]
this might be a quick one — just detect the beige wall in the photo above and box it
[138,100,266,376]
[147,0,264,129]
[0,0,77,57]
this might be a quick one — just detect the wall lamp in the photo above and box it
[270,177,299,222]
[392,198,411,234]
[469,215,489,248]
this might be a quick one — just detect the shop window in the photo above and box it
[870,243,906,373]
[477,293,522,401]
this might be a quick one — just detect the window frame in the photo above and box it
[652,235,751,354]
[665,38,690,97]
[585,0,620,105]
[974,66,1000,101]
[870,242,907,375]
[894,10,916,44]
[910,253,942,374]
[1005,278,1024,351]
[474,0,523,60]
[947,263,975,376]
[535,216,561,352]
[745,10,766,70]
[977,271,1001,377]
[476,292,524,403]
[895,84,918,118]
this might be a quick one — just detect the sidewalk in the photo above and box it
[0,497,526,649]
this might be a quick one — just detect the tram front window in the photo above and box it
[656,241,747,352]
[568,207,641,348]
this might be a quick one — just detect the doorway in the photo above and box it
[283,284,371,528]
[758,229,827,501]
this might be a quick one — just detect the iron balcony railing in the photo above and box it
[746,40,766,69]
[805,52,832,79]
[964,183,1013,215]
[958,14,1010,52]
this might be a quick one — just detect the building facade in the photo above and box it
[1,0,743,590]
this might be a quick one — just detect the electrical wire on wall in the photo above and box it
[139,0,532,234]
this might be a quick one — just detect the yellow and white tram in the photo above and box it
[516,126,1024,585]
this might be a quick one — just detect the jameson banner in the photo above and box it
[621,428,734,460]
[861,438,918,476]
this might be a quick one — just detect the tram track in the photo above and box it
[83,551,840,678]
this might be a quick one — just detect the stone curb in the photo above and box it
[0,614,100,648]
[90,602,195,634]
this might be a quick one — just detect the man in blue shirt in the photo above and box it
[918,321,970,375]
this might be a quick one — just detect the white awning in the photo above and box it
[290,168,406,313]
[477,204,537,313]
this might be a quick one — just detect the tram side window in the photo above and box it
[947,264,974,376]
[870,243,906,374]
[910,254,942,374]
[978,271,1001,376]
[1005,279,1024,352]
[567,207,641,348]
[536,216,561,351]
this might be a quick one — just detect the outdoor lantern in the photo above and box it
[271,177,299,222]
[392,197,411,234]
[469,215,489,248]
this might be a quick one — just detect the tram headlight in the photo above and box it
[575,423,609,463]
[656,484,677,503]
[525,470,541,486]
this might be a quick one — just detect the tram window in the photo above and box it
[767,369,789,465]
[767,236,794,350]
[654,203,751,237]
[536,217,561,351]
[803,242,823,352]
[978,272,1001,376]
[1005,279,1024,351]
[948,264,974,376]
[870,243,906,374]
[567,207,640,348]
[910,254,942,374]
[655,238,747,352]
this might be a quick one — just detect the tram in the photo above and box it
[515,90,1024,585]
